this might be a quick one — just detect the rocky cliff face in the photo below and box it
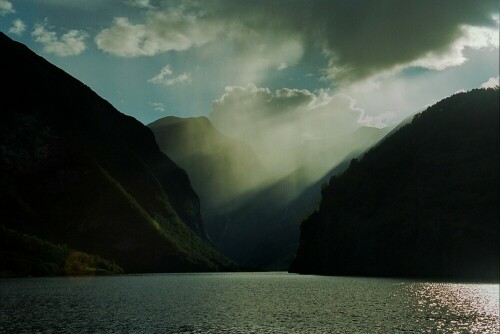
[290,88,499,281]
[0,32,233,274]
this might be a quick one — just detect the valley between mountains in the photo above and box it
[1,32,498,281]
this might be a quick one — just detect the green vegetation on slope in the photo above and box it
[0,32,234,275]
[0,226,123,277]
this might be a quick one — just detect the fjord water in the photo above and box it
[1,273,498,333]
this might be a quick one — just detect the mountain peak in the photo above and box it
[0,32,234,276]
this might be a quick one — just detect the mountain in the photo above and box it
[1,226,123,277]
[0,32,234,276]
[148,116,266,216]
[205,159,353,269]
[150,116,388,269]
[290,88,499,281]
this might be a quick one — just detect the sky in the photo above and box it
[1,0,498,128]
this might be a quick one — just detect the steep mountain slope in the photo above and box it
[148,116,266,215]
[0,32,233,275]
[0,226,123,277]
[290,88,499,280]
[211,126,389,269]
[205,159,353,269]
[150,115,388,268]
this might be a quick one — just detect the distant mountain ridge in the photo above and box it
[290,88,499,280]
[0,32,234,276]
[150,115,388,269]
[149,116,266,215]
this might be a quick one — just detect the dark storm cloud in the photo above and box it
[198,0,498,82]
[95,0,497,82]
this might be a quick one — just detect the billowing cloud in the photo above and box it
[95,1,498,84]
[211,84,362,138]
[9,19,25,35]
[126,0,154,9]
[148,65,191,86]
[0,0,14,16]
[210,84,379,181]
[481,75,499,88]
[95,10,222,57]
[224,35,304,84]
[340,46,500,128]
[32,22,88,56]
[408,25,499,71]
[312,1,499,82]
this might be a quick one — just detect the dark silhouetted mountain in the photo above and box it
[150,115,388,269]
[0,32,234,275]
[290,88,499,281]
[211,126,389,269]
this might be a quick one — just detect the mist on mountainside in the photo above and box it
[166,85,391,213]
[148,116,268,214]
[291,87,500,280]
[210,85,386,187]
[150,85,390,268]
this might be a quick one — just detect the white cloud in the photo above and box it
[163,73,191,86]
[323,23,500,85]
[150,102,165,112]
[410,25,499,71]
[212,84,363,139]
[198,0,498,84]
[94,1,498,87]
[341,47,499,128]
[481,75,499,89]
[221,34,304,84]
[126,0,154,9]
[0,0,14,16]
[95,4,303,83]
[359,111,398,129]
[9,19,25,35]
[148,64,191,86]
[32,23,88,56]
[210,84,373,180]
[95,10,222,57]
[277,62,288,71]
[453,88,468,95]
[95,18,148,57]
[148,65,173,83]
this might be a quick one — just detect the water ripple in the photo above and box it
[1,273,498,333]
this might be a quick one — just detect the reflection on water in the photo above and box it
[403,282,499,333]
[0,273,498,333]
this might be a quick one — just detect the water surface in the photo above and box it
[1,272,498,333]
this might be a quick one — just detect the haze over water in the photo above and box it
[1,272,498,333]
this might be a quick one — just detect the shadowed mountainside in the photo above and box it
[0,226,123,277]
[150,115,388,269]
[290,88,500,281]
[0,32,234,276]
